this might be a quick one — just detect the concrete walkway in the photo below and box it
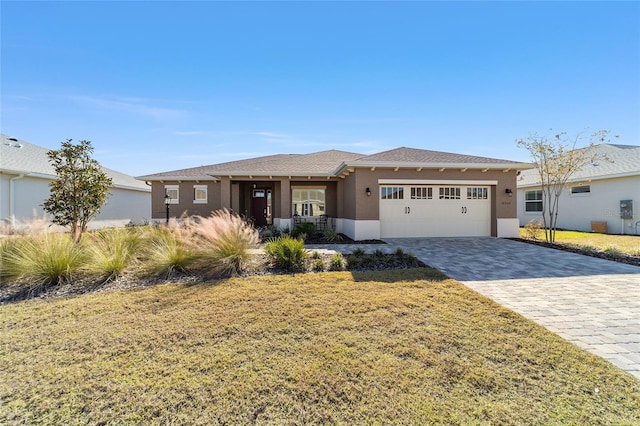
[307,237,640,379]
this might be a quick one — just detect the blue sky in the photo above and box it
[2,1,639,177]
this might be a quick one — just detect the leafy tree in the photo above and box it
[516,130,612,243]
[43,139,113,243]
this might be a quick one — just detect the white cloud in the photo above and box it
[68,95,188,121]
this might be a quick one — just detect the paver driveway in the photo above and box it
[382,237,640,380]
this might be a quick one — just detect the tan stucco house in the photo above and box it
[137,147,531,240]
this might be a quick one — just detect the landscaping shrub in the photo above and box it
[1,233,86,287]
[322,228,343,242]
[185,210,259,276]
[84,228,144,281]
[292,222,316,240]
[264,236,307,272]
[523,219,543,240]
[352,247,366,257]
[603,245,622,256]
[141,225,194,277]
[312,258,324,272]
[329,252,345,271]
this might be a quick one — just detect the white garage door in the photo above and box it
[380,185,491,238]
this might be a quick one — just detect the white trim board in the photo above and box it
[378,179,498,185]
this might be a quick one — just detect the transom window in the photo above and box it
[525,190,543,212]
[439,187,461,200]
[466,187,488,200]
[193,185,207,204]
[570,185,591,194]
[292,188,325,216]
[164,185,179,204]
[411,187,432,200]
[381,186,404,200]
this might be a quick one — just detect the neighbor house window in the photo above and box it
[164,185,179,204]
[411,187,432,200]
[570,185,591,195]
[466,187,488,200]
[193,185,207,204]
[292,187,325,216]
[525,190,543,212]
[439,187,461,200]
[381,186,404,200]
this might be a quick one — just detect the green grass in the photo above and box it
[520,229,640,257]
[1,269,638,424]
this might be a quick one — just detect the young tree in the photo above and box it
[516,130,612,243]
[43,139,113,243]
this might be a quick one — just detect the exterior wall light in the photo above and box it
[505,188,513,197]
[366,187,372,196]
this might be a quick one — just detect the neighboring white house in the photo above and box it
[0,134,151,231]
[517,144,640,235]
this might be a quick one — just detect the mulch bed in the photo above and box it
[510,238,640,268]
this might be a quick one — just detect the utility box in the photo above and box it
[620,200,633,219]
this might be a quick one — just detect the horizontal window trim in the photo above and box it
[378,179,497,185]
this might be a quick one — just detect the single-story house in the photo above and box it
[517,144,640,235]
[0,134,151,231]
[137,147,530,240]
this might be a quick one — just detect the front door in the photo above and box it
[251,189,268,227]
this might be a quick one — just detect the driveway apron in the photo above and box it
[380,237,640,380]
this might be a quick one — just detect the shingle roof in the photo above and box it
[517,144,640,187]
[348,147,527,166]
[138,146,531,181]
[137,150,364,179]
[0,134,150,192]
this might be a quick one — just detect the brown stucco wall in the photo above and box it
[347,168,519,221]
[151,181,221,219]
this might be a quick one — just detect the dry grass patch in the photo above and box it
[1,269,639,424]
[520,228,640,256]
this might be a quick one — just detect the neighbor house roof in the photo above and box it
[138,147,530,181]
[517,144,640,188]
[0,134,150,192]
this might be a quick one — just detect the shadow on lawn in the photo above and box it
[350,267,449,283]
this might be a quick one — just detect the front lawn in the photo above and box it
[1,269,638,424]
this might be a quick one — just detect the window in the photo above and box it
[439,187,461,199]
[381,186,404,200]
[411,187,432,200]
[292,188,325,217]
[466,187,488,200]
[193,185,207,204]
[164,185,179,204]
[525,190,543,212]
[570,185,591,194]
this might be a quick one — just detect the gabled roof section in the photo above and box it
[517,144,640,187]
[338,147,530,172]
[0,134,150,192]
[137,149,364,180]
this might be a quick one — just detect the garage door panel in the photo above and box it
[379,184,491,238]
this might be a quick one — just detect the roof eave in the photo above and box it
[334,161,534,175]
[517,170,640,188]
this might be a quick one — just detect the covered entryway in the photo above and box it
[379,184,491,238]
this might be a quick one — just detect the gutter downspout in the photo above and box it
[9,173,25,227]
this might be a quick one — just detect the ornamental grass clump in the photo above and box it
[264,235,307,272]
[84,228,144,282]
[141,224,194,278]
[1,233,85,288]
[185,210,259,277]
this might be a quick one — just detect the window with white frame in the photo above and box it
[411,186,432,200]
[525,190,543,212]
[381,186,404,200]
[164,185,179,204]
[193,185,208,203]
[292,187,325,217]
[570,185,591,195]
[466,187,488,200]
[439,187,461,200]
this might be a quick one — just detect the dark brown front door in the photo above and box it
[251,189,268,227]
